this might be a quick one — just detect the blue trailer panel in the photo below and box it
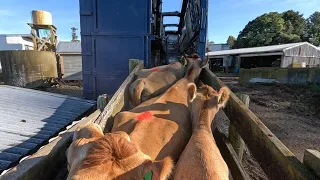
[80,0,152,100]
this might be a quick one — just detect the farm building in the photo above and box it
[208,43,230,51]
[0,34,33,51]
[0,34,34,77]
[56,41,82,80]
[206,42,320,72]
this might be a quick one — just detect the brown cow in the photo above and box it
[66,123,173,180]
[112,54,208,162]
[129,58,187,107]
[66,123,104,174]
[129,53,206,107]
[172,84,231,180]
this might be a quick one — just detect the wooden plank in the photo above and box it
[95,61,144,132]
[229,94,248,162]
[229,124,245,161]
[0,110,101,180]
[53,163,68,180]
[303,149,320,179]
[213,129,250,180]
[200,67,316,180]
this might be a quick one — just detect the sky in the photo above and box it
[0,0,319,43]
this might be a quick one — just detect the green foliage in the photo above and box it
[227,35,236,48]
[234,10,307,48]
[282,10,305,36]
[304,11,320,46]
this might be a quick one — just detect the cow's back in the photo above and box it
[129,62,185,106]
[113,106,191,161]
[113,79,193,161]
[141,68,183,100]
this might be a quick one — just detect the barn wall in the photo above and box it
[282,56,320,68]
[239,67,320,84]
[61,54,82,80]
[282,43,320,68]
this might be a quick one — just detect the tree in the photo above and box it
[71,27,80,42]
[234,12,284,48]
[206,40,214,52]
[304,12,320,46]
[234,11,305,48]
[227,36,235,48]
[282,10,305,36]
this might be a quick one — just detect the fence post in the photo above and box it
[303,149,320,179]
[129,59,141,74]
[229,94,249,162]
[97,94,111,111]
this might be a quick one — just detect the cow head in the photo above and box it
[67,123,104,172]
[183,53,209,82]
[191,84,230,129]
[72,123,104,141]
[67,131,173,180]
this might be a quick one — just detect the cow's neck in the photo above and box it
[165,79,191,105]
[192,105,218,133]
[185,65,200,82]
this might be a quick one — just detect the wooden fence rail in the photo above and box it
[200,68,316,180]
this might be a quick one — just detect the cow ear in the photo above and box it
[73,123,103,141]
[191,53,201,59]
[180,56,187,66]
[73,127,81,141]
[201,57,209,68]
[187,83,197,102]
[217,86,230,108]
[113,131,131,142]
[65,147,70,171]
[142,157,173,180]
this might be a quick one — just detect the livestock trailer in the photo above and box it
[1,62,318,180]
[1,0,319,179]
[80,0,208,100]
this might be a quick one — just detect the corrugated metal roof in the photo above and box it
[56,41,81,54]
[0,85,95,172]
[206,42,307,57]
